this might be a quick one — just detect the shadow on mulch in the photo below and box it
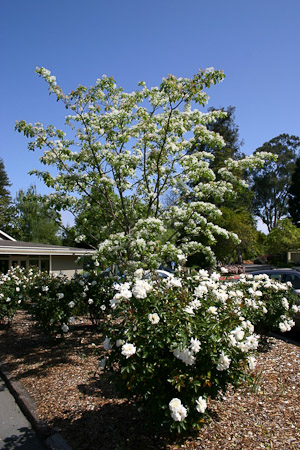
[0,312,102,382]
[51,401,205,450]
[78,374,121,400]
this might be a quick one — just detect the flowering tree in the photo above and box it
[16,67,271,270]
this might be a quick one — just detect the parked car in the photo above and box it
[145,269,173,279]
[249,269,300,295]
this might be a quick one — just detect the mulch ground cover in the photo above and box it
[1,311,300,450]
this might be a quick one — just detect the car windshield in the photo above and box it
[281,273,300,289]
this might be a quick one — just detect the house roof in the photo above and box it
[0,230,16,241]
[0,239,96,256]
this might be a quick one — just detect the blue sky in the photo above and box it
[1,0,300,230]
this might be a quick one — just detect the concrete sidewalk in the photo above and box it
[0,363,72,450]
[0,377,46,449]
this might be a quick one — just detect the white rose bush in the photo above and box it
[99,269,299,432]
[1,264,299,431]
[0,266,32,323]
[25,271,80,337]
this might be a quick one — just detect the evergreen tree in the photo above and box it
[288,157,300,227]
[0,158,16,236]
[14,185,62,244]
[196,106,244,174]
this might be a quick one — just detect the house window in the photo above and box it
[0,259,9,273]
[4,256,51,273]
[40,258,50,272]
[29,256,50,273]
[11,259,27,269]
[29,259,39,268]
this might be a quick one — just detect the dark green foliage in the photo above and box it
[196,106,244,175]
[213,208,264,264]
[251,134,300,231]
[288,158,300,227]
[265,218,300,263]
[14,185,62,244]
[0,158,16,236]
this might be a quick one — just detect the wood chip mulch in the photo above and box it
[0,311,300,450]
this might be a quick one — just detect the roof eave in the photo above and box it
[0,247,96,256]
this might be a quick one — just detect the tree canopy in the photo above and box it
[14,185,62,244]
[195,105,244,174]
[251,134,300,232]
[16,67,271,271]
[288,157,300,227]
[265,218,300,260]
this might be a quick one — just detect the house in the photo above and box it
[287,249,300,265]
[0,231,96,278]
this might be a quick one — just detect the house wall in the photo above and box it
[51,255,83,278]
[287,251,300,264]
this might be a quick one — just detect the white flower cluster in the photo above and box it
[172,338,201,366]
[110,282,132,308]
[282,297,289,310]
[132,279,152,299]
[216,351,231,371]
[169,398,187,422]
[227,321,258,353]
[279,317,295,333]
[247,356,257,371]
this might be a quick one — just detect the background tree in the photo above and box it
[213,208,264,264]
[251,134,300,232]
[14,185,62,244]
[184,106,257,266]
[288,157,300,227]
[196,105,244,174]
[0,158,16,236]
[265,218,300,264]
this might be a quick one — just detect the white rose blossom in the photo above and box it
[207,306,218,315]
[148,313,160,324]
[196,396,207,413]
[216,352,231,371]
[121,343,137,358]
[167,277,182,288]
[169,398,188,422]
